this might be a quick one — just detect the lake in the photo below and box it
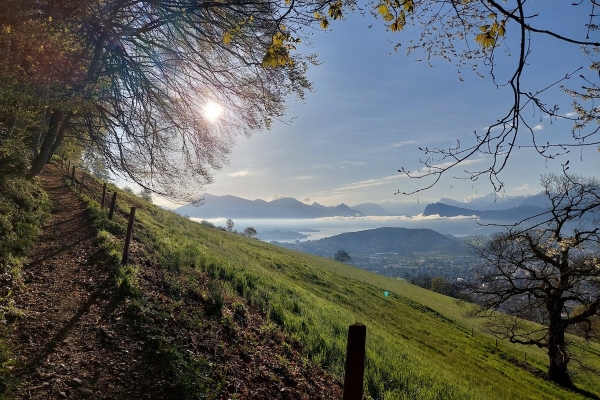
[190,214,503,241]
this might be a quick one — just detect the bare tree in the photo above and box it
[360,1,600,195]
[0,0,321,200]
[466,173,600,387]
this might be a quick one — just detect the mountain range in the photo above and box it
[175,192,552,222]
[423,192,550,223]
[176,194,364,219]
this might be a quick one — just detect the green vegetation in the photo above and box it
[0,153,50,398]
[74,172,600,399]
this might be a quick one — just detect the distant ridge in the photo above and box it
[285,227,467,256]
[422,202,546,222]
[176,194,364,219]
[436,192,548,211]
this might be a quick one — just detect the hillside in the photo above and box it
[6,165,342,399]
[8,163,600,399]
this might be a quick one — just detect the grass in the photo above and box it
[73,170,600,400]
[0,174,50,399]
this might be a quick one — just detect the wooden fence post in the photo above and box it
[342,323,366,400]
[101,182,107,209]
[108,192,117,220]
[71,165,76,186]
[79,172,85,193]
[122,207,136,265]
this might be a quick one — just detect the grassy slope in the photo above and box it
[87,180,600,400]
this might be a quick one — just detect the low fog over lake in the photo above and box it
[191,214,502,241]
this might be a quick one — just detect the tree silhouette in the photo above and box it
[465,173,600,387]
[243,227,257,238]
[334,249,351,263]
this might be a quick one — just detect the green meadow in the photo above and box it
[82,178,600,400]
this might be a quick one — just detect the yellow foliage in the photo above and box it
[375,0,412,33]
[475,17,506,49]
[328,1,343,20]
[222,16,256,45]
[261,31,298,68]
[377,4,389,16]
[314,11,330,29]
[391,11,406,32]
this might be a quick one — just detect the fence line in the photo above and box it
[60,160,137,265]
[58,159,372,398]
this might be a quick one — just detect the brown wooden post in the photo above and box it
[71,165,76,186]
[122,207,136,265]
[67,160,71,171]
[342,323,366,400]
[108,192,117,220]
[101,182,107,209]
[80,172,85,193]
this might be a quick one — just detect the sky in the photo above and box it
[154,3,600,209]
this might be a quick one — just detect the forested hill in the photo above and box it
[286,227,467,256]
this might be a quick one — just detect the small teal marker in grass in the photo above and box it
[384,291,389,297]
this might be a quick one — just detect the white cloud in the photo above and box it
[564,112,577,118]
[340,161,367,169]
[228,170,253,177]
[532,124,543,131]
[268,194,285,201]
[482,123,515,132]
[334,174,405,191]
[294,175,313,180]
[334,158,484,192]
[409,158,484,178]
[314,214,479,222]
[393,140,416,147]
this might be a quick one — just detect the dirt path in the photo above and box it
[9,165,166,399]
[8,164,344,400]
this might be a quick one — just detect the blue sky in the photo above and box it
[165,4,600,208]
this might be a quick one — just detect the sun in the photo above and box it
[203,101,223,122]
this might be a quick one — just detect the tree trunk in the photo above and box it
[46,112,73,163]
[28,110,73,178]
[31,108,51,159]
[27,110,62,178]
[547,324,572,387]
